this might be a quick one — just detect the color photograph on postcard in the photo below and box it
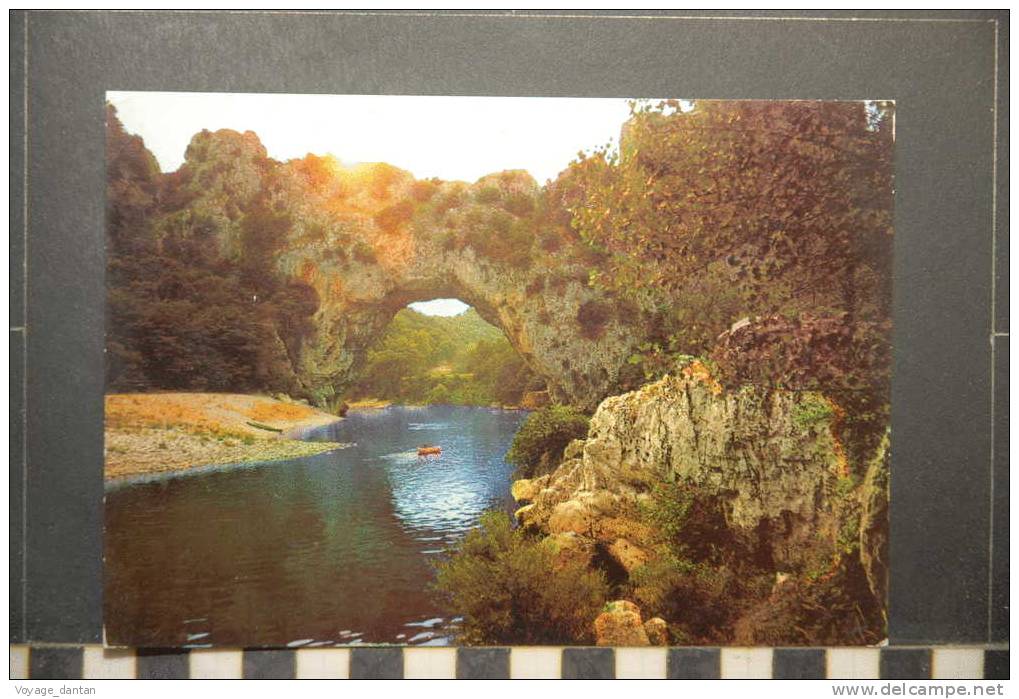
[103,93,893,648]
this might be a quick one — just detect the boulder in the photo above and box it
[548,500,595,536]
[594,600,649,646]
[643,617,669,646]
[511,478,539,503]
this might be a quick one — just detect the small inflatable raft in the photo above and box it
[417,445,442,456]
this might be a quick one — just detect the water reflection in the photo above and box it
[104,405,526,647]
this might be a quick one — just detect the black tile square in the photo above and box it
[457,647,510,679]
[29,647,83,679]
[773,648,825,679]
[350,647,403,679]
[984,650,1008,680]
[243,649,295,679]
[880,648,931,679]
[136,648,190,679]
[667,648,720,679]
[561,648,613,679]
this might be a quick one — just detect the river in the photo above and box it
[103,405,528,648]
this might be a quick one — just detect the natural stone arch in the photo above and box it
[276,165,650,410]
[142,128,655,409]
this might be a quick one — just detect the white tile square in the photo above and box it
[295,648,350,679]
[827,648,881,679]
[404,648,457,679]
[511,647,561,679]
[615,647,667,679]
[189,648,243,679]
[82,646,136,679]
[932,649,984,679]
[10,646,29,680]
[721,648,773,679]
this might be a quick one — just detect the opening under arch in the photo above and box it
[345,298,546,408]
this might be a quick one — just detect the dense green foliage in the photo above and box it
[422,171,543,269]
[433,512,608,645]
[731,554,885,646]
[105,105,319,394]
[628,483,761,642]
[625,480,884,645]
[505,405,591,478]
[564,100,893,398]
[349,308,542,406]
[570,100,893,318]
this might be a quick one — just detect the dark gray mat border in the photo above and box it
[9,10,27,646]
[10,9,1007,646]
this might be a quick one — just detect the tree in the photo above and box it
[568,100,894,336]
[560,99,894,410]
[506,405,590,478]
[106,104,162,256]
[105,102,318,395]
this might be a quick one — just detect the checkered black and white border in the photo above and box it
[9,645,1008,680]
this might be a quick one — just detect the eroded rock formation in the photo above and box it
[174,130,652,409]
[514,362,889,640]
[280,169,646,409]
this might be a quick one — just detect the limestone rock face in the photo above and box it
[168,130,656,408]
[594,600,649,646]
[549,499,597,537]
[523,368,881,573]
[859,431,890,613]
[511,478,539,503]
[563,438,587,461]
[513,504,534,522]
[265,163,648,410]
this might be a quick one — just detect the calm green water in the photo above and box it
[104,405,527,648]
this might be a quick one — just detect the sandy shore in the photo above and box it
[105,393,348,481]
[345,398,393,409]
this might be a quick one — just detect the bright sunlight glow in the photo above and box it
[106,92,634,184]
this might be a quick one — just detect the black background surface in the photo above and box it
[9,10,1008,646]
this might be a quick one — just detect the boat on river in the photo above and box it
[417,445,442,456]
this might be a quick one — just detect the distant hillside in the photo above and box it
[349,308,543,406]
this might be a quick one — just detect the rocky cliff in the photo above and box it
[277,164,647,410]
[513,362,888,644]
[158,130,653,409]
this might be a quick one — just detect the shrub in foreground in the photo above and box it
[506,405,590,478]
[434,512,607,645]
[731,555,885,646]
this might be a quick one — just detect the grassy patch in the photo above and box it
[792,395,835,428]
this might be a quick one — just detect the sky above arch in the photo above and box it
[107,91,633,185]
[408,299,470,316]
